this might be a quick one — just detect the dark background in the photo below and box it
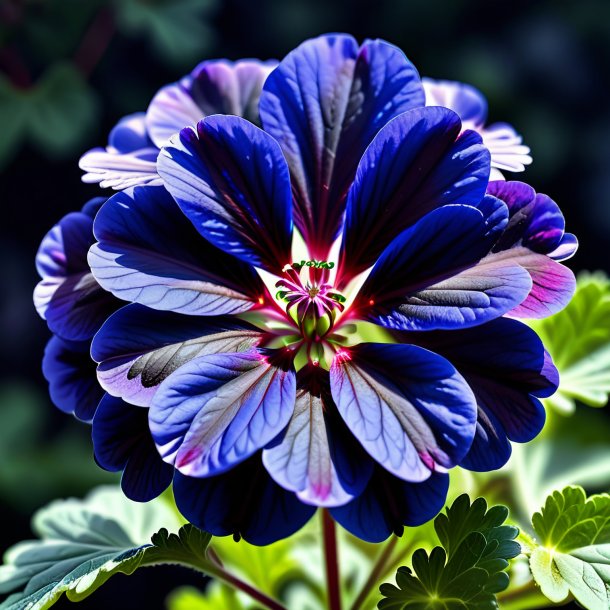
[1,0,607,607]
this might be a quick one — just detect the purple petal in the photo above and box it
[149,350,296,477]
[482,248,576,318]
[423,78,488,126]
[549,233,578,261]
[173,457,316,545]
[358,205,531,331]
[330,469,449,543]
[260,34,425,256]
[158,116,293,272]
[408,318,557,471]
[92,304,262,406]
[42,336,104,422]
[89,185,265,315]
[146,59,277,148]
[329,343,477,481]
[34,210,117,341]
[263,367,372,507]
[339,107,490,279]
[92,394,173,502]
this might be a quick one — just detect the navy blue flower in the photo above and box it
[36,34,575,544]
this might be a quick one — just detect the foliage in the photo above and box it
[378,495,519,609]
[0,487,217,610]
[529,271,610,414]
[528,486,610,610]
[167,584,246,610]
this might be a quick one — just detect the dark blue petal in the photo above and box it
[406,318,557,471]
[92,303,262,406]
[329,343,477,481]
[339,107,490,279]
[158,116,293,272]
[173,457,316,545]
[109,113,155,152]
[92,394,173,502]
[146,59,277,148]
[260,34,425,256]
[358,205,531,331]
[42,336,103,422]
[89,185,265,315]
[549,233,578,261]
[149,350,296,477]
[423,78,488,126]
[81,197,108,219]
[262,366,372,507]
[35,210,118,341]
[330,469,449,543]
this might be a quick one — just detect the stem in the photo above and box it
[322,509,342,610]
[350,536,398,610]
[73,7,115,78]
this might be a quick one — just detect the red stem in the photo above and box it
[322,509,342,610]
[214,567,287,610]
[73,7,115,78]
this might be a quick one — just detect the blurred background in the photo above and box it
[0,0,608,607]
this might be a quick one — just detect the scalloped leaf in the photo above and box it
[528,272,610,414]
[529,486,610,610]
[378,495,519,609]
[0,487,214,610]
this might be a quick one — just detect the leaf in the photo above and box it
[0,486,215,610]
[113,0,217,67]
[378,495,519,609]
[529,486,610,610]
[528,272,610,414]
[167,584,247,610]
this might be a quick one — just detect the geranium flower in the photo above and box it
[423,78,533,180]
[79,59,277,190]
[35,34,575,545]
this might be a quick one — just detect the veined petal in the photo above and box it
[42,336,103,423]
[89,185,264,315]
[92,304,262,406]
[263,367,372,507]
[358,205,531,331]
[173,457,316,545]
[146,59,277,148]
[149,350,296,477]
[423,77,488,127]
[339,107,490,279]
[34,209,117,341]
[408,318,558,471]
[158,116,293,272]
[330,469,449,542]
[92,395,173,502]
[482,122,532,173]
[260,34,425,255]
[329,343,477,481]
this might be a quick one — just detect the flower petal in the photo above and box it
[409,318,557,471]
[146,59,277,148]
[42,336,103,422]
[482,123,532,173]
[150,350,296,477]
[173,457,316,545]
[260,34,425,255]
[92,394,173,502]
[330,469,449,543]
[329,343,477,481]
[423,78,488,126]
[92,304,261,406]
[34,210,117,341]
[358,205,531,331]
[549,233,578,261]
[339,107,490,278]
[158,116,293,271]
[89,185,264,315]
[263,368,372,507]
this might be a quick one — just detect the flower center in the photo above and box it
[275,260,346,340]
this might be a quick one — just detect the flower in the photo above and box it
[36,34,576,545]
[79,59,277,190]
[423,78,533,180]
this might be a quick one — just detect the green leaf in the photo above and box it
[113,0,217,67]
[0,486,207,610]
[529,272,610,414]
[529,485,610,610]
[167,584,247,610]
[378,495,520,609]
